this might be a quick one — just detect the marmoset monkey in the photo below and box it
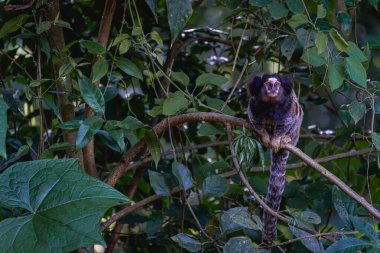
[247,74,303,242]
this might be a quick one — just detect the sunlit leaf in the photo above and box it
[329,29,348,52]
[301,47,325,67]
[317,4,327,19]
[92,59,109,82]
[315,31,328,54]
[344,56,367,88]
[287,14,308,29]
[328,64,345,91]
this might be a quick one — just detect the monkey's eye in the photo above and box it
[264,81,281,86]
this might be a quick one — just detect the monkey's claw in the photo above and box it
[280,135,291,148]
[270,138,281,153]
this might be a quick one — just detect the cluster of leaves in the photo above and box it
[0,0,380,252]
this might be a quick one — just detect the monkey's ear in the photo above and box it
[247,76,262,97]
[280,75,294,94]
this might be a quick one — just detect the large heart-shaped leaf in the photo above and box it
[0,159,129,253]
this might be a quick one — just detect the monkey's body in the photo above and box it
[247,74,303,242]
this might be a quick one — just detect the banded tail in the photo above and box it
[262,149,290,242]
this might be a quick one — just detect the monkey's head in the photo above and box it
[248,74,293,102]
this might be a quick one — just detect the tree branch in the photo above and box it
[285,144,380,220]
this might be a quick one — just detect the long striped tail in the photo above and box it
[262,149,290,242]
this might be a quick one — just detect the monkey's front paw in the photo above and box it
[280,135,291,148]
[270,138,281,153]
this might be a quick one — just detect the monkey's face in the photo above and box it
[263,77,281,98]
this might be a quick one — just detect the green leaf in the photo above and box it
[289,223,324,252]
[205,97,235,116]
[112,33,129,46]
[369,0,379,10]
[150,31,163,45]
[301,47,326,67]
[145,0,157,19]
[148,170,171,196]
[196,73,228,87]
[286,0,304,13]
[347,42,367,62]
[144,129,161,167]
[328,64,345,91]
[281,36,298,60]
[58,119,82,130]
[226,207,262,230]
[198,122,224,136]
[58,62,74,77]
[166,0,192,41]
[249,0,270,7]
[348,101,366,124]
[0,96,8,159]
[121,116,145,130]
[337,11,353,32]
[317,4,327,19]
[287,14,308,29]
[115,57,143,80]
[315,31,328,54]
[325,238,374,253]
[92,59,109,82]
[0,14,29,39]
[0,159,128,253]
[29,78,51,88]
[80,40,106,54]
[162,91,189,116]
[202,175,228,197]
[76,116,103,149]
[350,216,378,243]
[172,162,193,191]
[374,102,380,114]
[78,76,105,115]
[329,29,349,52]
[171,71,189,86]
[300,211,321,225]
[344,56,367,87]
[119,40,131,55]
[223,237,257,253]
[109,129,125,152]
[372,132,380,151]
[332,186,356,229]
[171,233,202,252]
[220,212,242,234]
[269,0,289,19]
[36,21,51,34]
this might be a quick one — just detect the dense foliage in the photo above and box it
[1,0,380,252]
